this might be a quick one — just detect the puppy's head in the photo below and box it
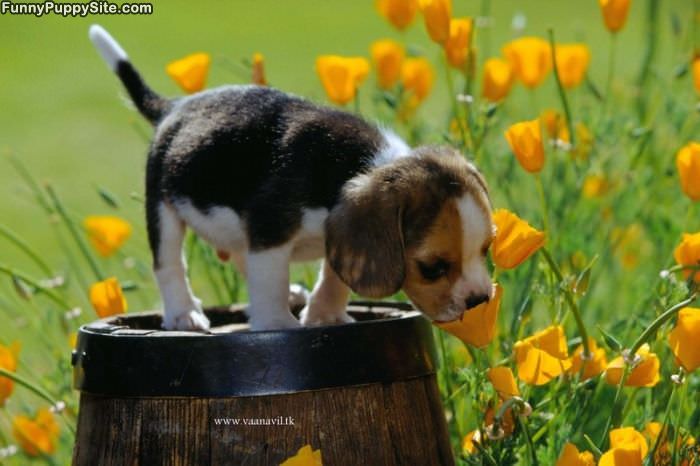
[326,145,494,322]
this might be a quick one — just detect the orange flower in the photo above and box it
[676,142,700,201]
[401,57,435,104]
[434,284,502,348]
[84,215,132,257]
[504,119,546,173]
[514,325,572,385]
[605,344,660,387]
[444,18,473,69]
[693,56,700,93]
[12,408,60,456]
[0,341,20,406]
[556,443,596,466]
[668,307,700,372]
[491,209,546,269]
[569,338,608,380]
[674,232,700,282]
[599,427,649,466]
[251,52,267,86]
[316,55,370,105]
[482,58,514,102]
[370,39,405,89]
[375,0,418,30]
[166,52,211,94]
[503,37,551,88]
[554,44,591,89]
[598,0,632,33]
[89,277,127,318]
[418,0,452,44]
[487,366,520,399]
[280,444,322,466]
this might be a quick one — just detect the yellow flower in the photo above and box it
[251,52,267,86]
[514,325,572,385]
[166,52,211,94]
[540,109,570,143]
[89,277,127,318]
[676,142,700,201]
[674,232,700,282]
[444,18,473,70]
[610,427,649,457]
[605,343,660,387]
[434,284,502,348]
[668,307,700,372]
[487,366,520,399]
[418,0,452,44]
[554,44,591,89]
[599,447,643,466]
[280,444,322,466]
[401,57,435,104]
[370,39,405,90]
[503,37,551,88]
[12,408,60,456]
[693,56,700,93]
[504,119,546,173]
[482,58,514,102]
[598,0,632,33]
[462,429,482,454]
[69,332,78,350]
[0,341,20,406]
[491,209,546,269]
[556,443,596,466]
[569,338,608,380]
[315,55,370,106]
[582,174,611,199]
[375,0,418,31]
[84,215,132,257]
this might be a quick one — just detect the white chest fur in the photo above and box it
[173,199,327,262]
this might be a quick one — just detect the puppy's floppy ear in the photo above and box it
[325,173,405,298]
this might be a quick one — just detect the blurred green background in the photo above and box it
[0,0,693,270]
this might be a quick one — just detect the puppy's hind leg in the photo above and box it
[245,245,301,330]
[299,260,353,326]
[150,202,210,331]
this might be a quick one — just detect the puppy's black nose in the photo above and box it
[465,294,490,310]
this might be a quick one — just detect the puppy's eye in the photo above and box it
[417,259,450,282]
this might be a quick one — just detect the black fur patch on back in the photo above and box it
[151,86,383,249]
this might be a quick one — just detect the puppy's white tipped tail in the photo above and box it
[89,24,128,71]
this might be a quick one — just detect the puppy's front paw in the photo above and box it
[299,307,355,327]
[162,309,211,331]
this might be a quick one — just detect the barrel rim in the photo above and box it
[72,301,439,397]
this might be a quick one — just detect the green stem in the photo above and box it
[444,53,471,152]
[0,224,53,276]
[0,264,72,310]
[541,248,591,358]
[671,372,687,466]
[599,363,632,448]
[45,184,105,282]
[630,294,697,355]
[535,174,549,235]
[436,330,462,444]
[519,416,539,466]
[547,29,575,147]
[605,33,618,106]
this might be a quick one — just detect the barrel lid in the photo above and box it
[72,301,438,397]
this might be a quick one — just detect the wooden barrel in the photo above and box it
[71,302,454,466]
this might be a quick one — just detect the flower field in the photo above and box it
[1,0,700,464]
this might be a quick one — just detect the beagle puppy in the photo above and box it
[89,25,494,331]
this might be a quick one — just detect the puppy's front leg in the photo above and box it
[300,260,354,326]
[246,245,301,330]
